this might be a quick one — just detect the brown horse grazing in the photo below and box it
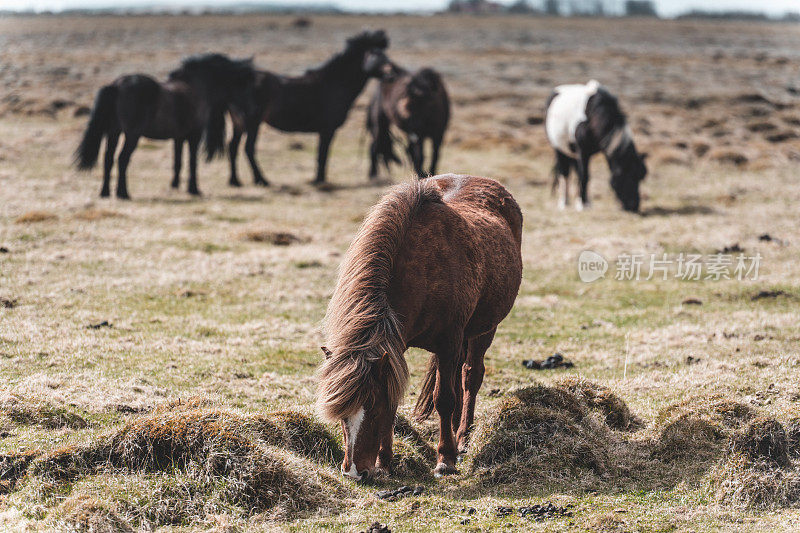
[75,54,255,199]
[316,175,522,480]
[225,30,390,186]
[366,63,450,179]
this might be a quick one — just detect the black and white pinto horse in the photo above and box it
[545,80,647,212]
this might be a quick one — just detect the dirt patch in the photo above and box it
[74,208,123,221]
[238,229,306,245]
[15,210,57,224]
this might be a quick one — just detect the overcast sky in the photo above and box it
[1,0,799,16]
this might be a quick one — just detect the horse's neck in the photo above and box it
[314,56,369,97]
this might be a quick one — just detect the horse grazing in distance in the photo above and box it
[226,30,390,186]
[75,54,255,199]
[316,175,522,480]
[545,80,647,212]
[366,63,450,179]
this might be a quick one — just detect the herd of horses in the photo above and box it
[75,29,646,212]
[74,29,651,480]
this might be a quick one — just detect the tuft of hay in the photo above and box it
[653,396,755,462]
[707,148,749,166]
[14,210,57,224]
[0,451,40,493]
[787,422,800,458]
[59,495,133,533]
[731,417,790,467]
[394,415,436,463]
[74,208,122,221]
[585,513,631,532]
[391,437,434,481]
[466,385,617,488]
[245,410,343,465]
[707,454,800,510]
[650,147,691,166]
[557,377,638,430]
[28,408,348,518]
[238,229,306,245]
[0,394,88,430]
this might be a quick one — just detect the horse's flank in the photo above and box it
[317,180,443,422]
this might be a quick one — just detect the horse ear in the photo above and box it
[377,351,390,375]
[321,346,333,360]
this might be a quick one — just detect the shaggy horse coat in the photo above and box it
[75,54,254,199]
[317,175,522,479]
[225,31,390,186]
[366,64,450,179]
[545,80,647,212]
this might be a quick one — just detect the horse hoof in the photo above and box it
[433,463,458,478]
[189,190,202,197]
[254,180,270,187]
[116,193,130,200]
[229,181,242,188]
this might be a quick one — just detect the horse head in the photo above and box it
[317,346,403,481]
[610,145,648,213]
[344,30,391,79]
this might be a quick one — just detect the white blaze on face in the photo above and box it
[545,80,601,158]
[341,407,365,479]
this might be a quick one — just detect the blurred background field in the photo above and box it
[1,11,800,532]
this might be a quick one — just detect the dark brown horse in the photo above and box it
[316,175,522,480]
[226,30,390,186]
[75,54,254,199]
[367,63,450,179]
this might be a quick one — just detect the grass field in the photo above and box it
[1,13,800,532]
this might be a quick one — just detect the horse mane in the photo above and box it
[316,180,443,422]
[586,86,629,152]
[304,30,389,78]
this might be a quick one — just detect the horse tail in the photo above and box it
[204,105,227,161]
[75,85,117,170]
[319,180,443,422]
[414,354,438,421]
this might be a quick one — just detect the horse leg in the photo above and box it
[429,134,443,177]
[407,135,424,178]
[314,130,335,184]
[187,134,201,196]
[244,122,268,186]
[116,133,139,200]
[101,131,119,198]
[368,135,380,180]
[228,129,242,187]
[433,336,463,477]
[375,418,395,475]
[555,150,572,210]
[456,327,496,454]
[171,138,183,190]
[576,152,591,211]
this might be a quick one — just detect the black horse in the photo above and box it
[367,63,450,179]
[75,54,255,199]
[225,30,390,186]
[545,80,647,212]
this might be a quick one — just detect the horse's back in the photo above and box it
[392,175,522,344]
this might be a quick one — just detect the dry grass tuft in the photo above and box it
[731,417,790,468]
[653,396,755,462]
[707,454,800,509]
[0,394,88,430]
[585,513,631,532]
[237,229,306,245]
[25,408,348,519]
[557,377,639,430]
[0,451,40,494]
[14,210,57,224]
[59,495,134,533]
[74,208,122,221]
[466,384,617,488]
[707,148,749,166]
